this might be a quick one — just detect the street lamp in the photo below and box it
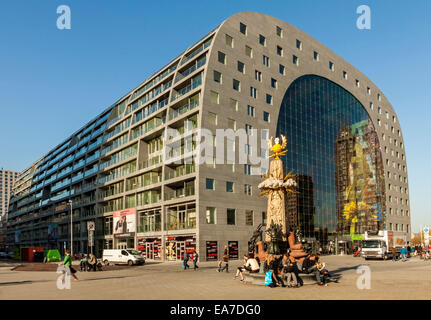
[67,199,73,257]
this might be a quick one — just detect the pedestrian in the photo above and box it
[234,254,249,279]
[392,247,397,261]
[192,249,199,270]
[217,245,228,272]
[400,246,407,262]
[281,252,298,288]
[266,254,285,287]
[88,253,97,271]
[220,245,229,272]
[302,254,323,285]
[235,254,260,282]
[59,250,78,281]
[182,251,190,270]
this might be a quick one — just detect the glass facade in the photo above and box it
[277,75,385,249]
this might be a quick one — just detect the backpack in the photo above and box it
[264,271,273,286]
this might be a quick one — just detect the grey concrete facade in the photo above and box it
[6,12,410,260]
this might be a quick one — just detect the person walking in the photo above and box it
[400,246,407,262]
[220,245,229,272]
[392,247,397,261]
[182,251,190,270]
[217,245,228,272]
[59,250,78,281]
[192,249,199,270]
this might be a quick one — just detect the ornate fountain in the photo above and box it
[251,135,309,262]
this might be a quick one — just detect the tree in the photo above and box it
[410,232,424,246]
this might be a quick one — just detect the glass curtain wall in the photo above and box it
[277,75,385,250]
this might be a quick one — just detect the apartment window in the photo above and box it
[263,111,270,122]
[271,78,277,88]
[208,112,217,125]
[218,51,226,64]
[240,22,247,35]
[245,45,253,58]
[227,118,236,130]
[343,71,348,79]
[292,55,298,65]
[389,223,393,231]
[276,26,283,37]
[206,178,215,190]
[279,64,285,75]
[259,34,266,46]
[370,102,374,110]
[263,55,270,67]
[355,79,360,87]
[206,207,216,224]
[392,116,397,123]
[226,181,234,193]
[245,124,253,135]
[213,70,222,83]
[227,209,236,225]
[234,60,245,74]
[233,79,241,92]
[313,51,319,61]
[378,93,381,101]
[276,45,283,56]
[296,39,302,50]
[230,98,238,111]
[225,34,234,47]
[367,87,371,95]
[244,184,252,195]
[244,164,251,175]
[247,105,255,117]
[210,91,219,104]
[262,211,267,226]
[329,61,335,71]
[255,70,262,81]
[245,210,254,226]
[250,87,257,98]
[378,106,382,114]
[266,94,273,105]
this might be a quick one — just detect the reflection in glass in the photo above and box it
[277,75,385,250]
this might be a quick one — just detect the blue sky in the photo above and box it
[0,1,430,232]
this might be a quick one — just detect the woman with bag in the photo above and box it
[59,250,78,281]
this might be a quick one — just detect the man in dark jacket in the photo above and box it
[302,254,323,285]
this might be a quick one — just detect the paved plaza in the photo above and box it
[0,255,430,300]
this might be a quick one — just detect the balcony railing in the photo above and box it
[164,164,195,180]
[168,99,199,121]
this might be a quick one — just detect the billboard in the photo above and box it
[113,208,136,238]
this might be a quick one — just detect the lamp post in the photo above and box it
[68,199,73,257]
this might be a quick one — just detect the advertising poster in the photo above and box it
[113,208,136,238]
[206,241,218,261]
[48,224,58,241]
[228,241,239,260]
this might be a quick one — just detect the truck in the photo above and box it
[362,230,394,260]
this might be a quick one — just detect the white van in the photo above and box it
[102,249,145,266]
